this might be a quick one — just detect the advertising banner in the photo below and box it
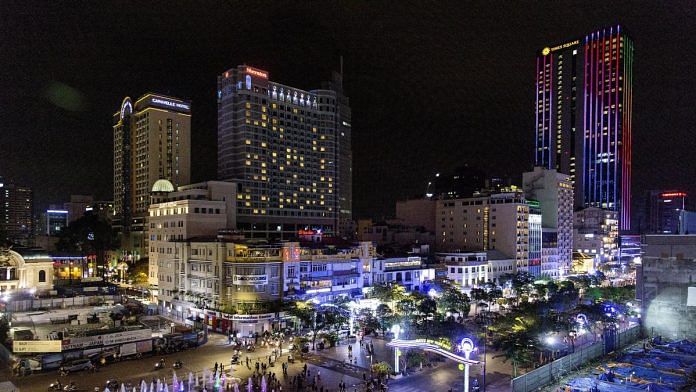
[13,340,62,353]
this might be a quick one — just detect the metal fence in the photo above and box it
[511,325,641,392]
[7,295,122,312]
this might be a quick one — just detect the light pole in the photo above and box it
[461,338,475,392]
[391,324,401,374]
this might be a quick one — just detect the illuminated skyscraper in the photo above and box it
[113,93,191,256]
[0,177,33,244]
[217,65,351,239]
[535,25,634,230]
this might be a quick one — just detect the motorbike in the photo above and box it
[48,381,63,391]
[173,360,183,369]
[63,382,78,391]
[246,345,255,352]
[154,359,166,370]
[230,355,240,365]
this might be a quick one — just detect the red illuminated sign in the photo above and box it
[660,192,687,198]
[246,67,268,79]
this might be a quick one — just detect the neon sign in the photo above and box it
[246,67,268,79]
[660,192,686,198]
[151,97,191,111]
[543,39,580,55]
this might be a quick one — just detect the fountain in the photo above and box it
[121,384,127,392]
[179,380,184,392]
[234,383,240,392]
[163,384,169,392]
[104,388,111,392]
[247,377,253,392]
[188,372,193,390]
[172,372,178,390]
[150,381,155,392]
[141,380,148,392]
[261,375,267,392]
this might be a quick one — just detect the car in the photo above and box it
[59,359,94,374]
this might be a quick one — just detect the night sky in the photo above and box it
[1,1,695,224]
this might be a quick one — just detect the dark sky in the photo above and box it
[1,1,695,223]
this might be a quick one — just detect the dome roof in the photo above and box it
[151,179,175,193]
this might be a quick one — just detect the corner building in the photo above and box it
[535,25,633,231]
[217,65,348,239]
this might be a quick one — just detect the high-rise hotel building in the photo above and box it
[217,65,352,239]
[113,93,191,256]
[534,25,634,230]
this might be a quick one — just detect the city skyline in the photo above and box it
[2,2,695,228]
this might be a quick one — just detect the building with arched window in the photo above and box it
[0,247,54,293]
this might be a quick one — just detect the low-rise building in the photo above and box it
[440,250,515,289]
[369,256,435,292]
[0,247,54,294]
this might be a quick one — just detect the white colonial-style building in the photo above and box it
[0,247,54,293]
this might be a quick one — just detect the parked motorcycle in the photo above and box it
[173,360,183,369]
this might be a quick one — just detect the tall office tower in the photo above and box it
[113,94,191,257]
[217,65,351,239]
[645,191,688,234]
[523,167,574,276]
[0,177,33,244]
[534,25,634,231]
[322,68,353,238]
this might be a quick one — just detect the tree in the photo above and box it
[375,304,394,335]
[372,361,392,377]
[491,316,539,377]
[438,285,470,316]
[470,288,487,313]
[56,213,117,278]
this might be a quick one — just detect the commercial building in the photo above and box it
[43,208,68,236]
[637,235,696,339]
[644,191,688,234]
[523,167,574,275]
[64,195,94,223]
[395,199,437,233]
[148,180,237,286]
[113,93,191,258]
[573,207,618,262]
[440,250,516,288]
[217,65,351,239]
[356,219,435,247]
[0,178,33,244]
[528,201,542,276]
[534,26,634,231]
[436,191,529,273]
[156,238,374,335]
[86,201,115,222]
[541,229,561,278]
[369,256,435,292]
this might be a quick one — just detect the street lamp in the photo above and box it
[461,338,475,392]
[391,324,401,374]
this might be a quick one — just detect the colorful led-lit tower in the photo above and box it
[535,25,633,231]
